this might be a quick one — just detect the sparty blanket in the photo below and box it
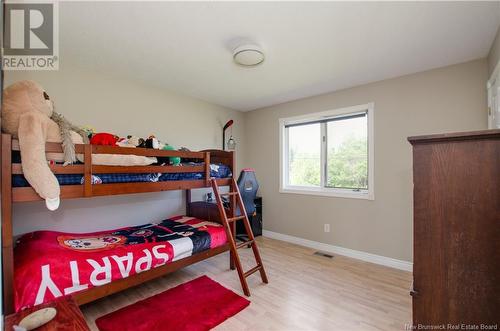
[14,216,227,311]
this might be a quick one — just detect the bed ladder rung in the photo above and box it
[211,178,269,297]
[236,239,254,249]
[227,215,245,223]
[220,192,238,196]
[244,265,263,278]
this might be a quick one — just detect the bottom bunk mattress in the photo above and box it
[14,216,227,312]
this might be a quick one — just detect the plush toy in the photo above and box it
[126,135,145,147]
[1,80,88,210]
[163,144,181,166]
[179,147,191,163]
[157,140,166,150]
[90,133,119,146]
[144,136,158,149]
[116,137,136,148]
[50,112,90,165]
[81,126,95,139]
[143,135,163,149]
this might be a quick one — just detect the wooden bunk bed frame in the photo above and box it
[0,133,238,314]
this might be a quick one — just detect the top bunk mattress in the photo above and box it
[12,163,232,187]
[14,216,227,312]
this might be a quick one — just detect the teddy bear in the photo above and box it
[1,80,87,210]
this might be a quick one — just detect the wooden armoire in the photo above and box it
[408,129,500,327]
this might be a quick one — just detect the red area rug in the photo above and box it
[95,275,250,331]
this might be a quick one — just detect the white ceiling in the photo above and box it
[60,1,500,111]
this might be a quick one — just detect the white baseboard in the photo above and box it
[263,230,413,272]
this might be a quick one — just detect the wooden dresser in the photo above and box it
[408,129,500,327]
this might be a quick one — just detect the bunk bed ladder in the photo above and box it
[211,178,268,296]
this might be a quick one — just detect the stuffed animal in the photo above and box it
[50,112,90,165]
[81,126,95,139]
[157,140,166,150]
[179,147,191,163]
[116,137,136,148]
[126,135,145,147]
[143,135,162,149]
[163,144,181,166]
[144,136,158,149]
[90,133,119,146]
[1,80,88,210]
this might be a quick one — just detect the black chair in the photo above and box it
[237,169,259,215]
[234,169,262,240]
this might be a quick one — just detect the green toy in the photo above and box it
[163,144,181,165]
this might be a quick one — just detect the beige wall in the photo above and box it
[244,59,488,262]
[488,27,500,76]
[4,66,244,236]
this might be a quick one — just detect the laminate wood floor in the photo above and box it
[81,237,412,331]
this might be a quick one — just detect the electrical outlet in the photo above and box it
[324,224,330,233]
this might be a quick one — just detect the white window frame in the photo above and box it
[279,103,375,200]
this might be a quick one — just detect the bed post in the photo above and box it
[230,151,235,176]
[228,188,236,270]
[185,189,191,216]
[204,152,210,187]
[83,144,92,197]
[1,134,15,314]
[229,150,236,270]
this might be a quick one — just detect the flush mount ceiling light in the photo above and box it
[233,44,265,67]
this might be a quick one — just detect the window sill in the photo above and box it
[280,187,374,200]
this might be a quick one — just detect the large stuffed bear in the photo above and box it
[2,81,83,210]
[2,80,156,211]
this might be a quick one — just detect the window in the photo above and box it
[280,103,374,200]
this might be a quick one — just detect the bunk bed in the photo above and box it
[0,133,246,314]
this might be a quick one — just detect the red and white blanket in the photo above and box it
[14,216,227,311]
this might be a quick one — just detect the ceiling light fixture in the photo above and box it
[233,44,265,67]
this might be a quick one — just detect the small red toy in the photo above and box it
[90,133,119,146]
